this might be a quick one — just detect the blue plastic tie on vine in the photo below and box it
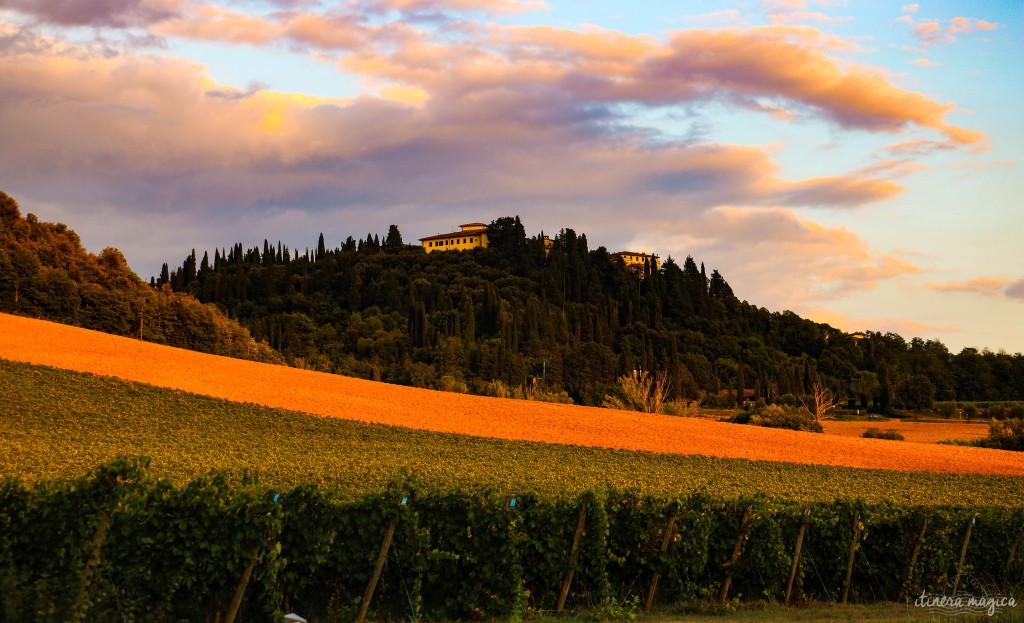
[273,493,280,504]
[401,496,409,506]
[509,497,517,508]
[972,516,976,525]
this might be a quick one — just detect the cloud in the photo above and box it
[151,4,387,50]
[775,175,903,207]
[901,4,919,13]
[639,207,921,309]
[903,16,999,46]
[910,58,938,67]
[928,278,1024,301]
[0,28,911,218]
[881,138,959,157]
[359,24,982,144]
[366,0,548,15]
[804,308,959,335]
[0,0,183,28]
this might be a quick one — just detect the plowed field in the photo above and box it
[823,420,990,444]
[2,313,1021,476]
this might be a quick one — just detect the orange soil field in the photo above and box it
[822,420,990,444]
[2,313,1021,477]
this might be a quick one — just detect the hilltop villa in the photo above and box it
[616,251,660,273]
[419,223,489,253]
[418,224,658,270]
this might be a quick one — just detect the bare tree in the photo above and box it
[801,382,838,422]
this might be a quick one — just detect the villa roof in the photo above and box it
[616,251,658,257]
[419,230,486,242]
[460,222,488,227]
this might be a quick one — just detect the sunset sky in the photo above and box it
[1,0,1021,353]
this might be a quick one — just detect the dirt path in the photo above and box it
[2,313,1021,476]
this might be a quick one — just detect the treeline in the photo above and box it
[0,191,280,363]
[159,216,1024,408]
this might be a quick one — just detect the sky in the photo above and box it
[1,0,1021,354]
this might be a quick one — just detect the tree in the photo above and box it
[895,374,935,411]
[878,361,894,413]
[849,370,879,410]
[0,190,20,227]
[801,382,838,423]
[384,225,403,248]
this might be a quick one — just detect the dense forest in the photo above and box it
[0,191,280,363]
[153,215,1024,409]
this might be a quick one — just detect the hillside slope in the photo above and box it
[2,313,1020,476]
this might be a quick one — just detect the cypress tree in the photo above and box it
[736,363,745,408]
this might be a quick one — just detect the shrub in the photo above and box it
[777,393,800,407]
[978,418,1024,452]
[662,400,700,418]
[861,428,905,441]
[437,375,468,393]
[481,379,512,398]
[730,404,823,433]
[602,370,670,413]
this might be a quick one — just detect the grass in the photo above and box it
[515,601,1024,623]
[2,358,1024,506]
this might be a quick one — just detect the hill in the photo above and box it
[2,312,1021,478]
[159,216,1024,409]
[0,191,280,363]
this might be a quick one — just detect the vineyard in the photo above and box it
[4,358,1024,506]
[2,458,1022,622]
[3,326,1024,621]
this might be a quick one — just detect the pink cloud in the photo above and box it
[0,0,183,27]
[151,4,390,50]
[644,208,922,308]
[805,308,959,335]
[882,138,959,156]
[367,0,548,14]
[905,16,999,46]
[910,58,938,67]
[901,4,919,13]
[0,29,910,219]
[928,278,1024,301]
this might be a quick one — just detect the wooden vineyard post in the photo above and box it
[718,506,752,604]
[556,496,589,613]
[224,546,261,623]
[897,515,929,603]
[784,509,810,605]
[355,496,408,623]
[644,507,679,611]
[1005,528,1022,579]
[951,515,975,598]
[840,513,862,605]
[71,509,112,623]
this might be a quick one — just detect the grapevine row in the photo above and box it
[1,458,1020,622]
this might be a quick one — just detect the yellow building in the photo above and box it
[420,222,489,253]
[616,251,660,273]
